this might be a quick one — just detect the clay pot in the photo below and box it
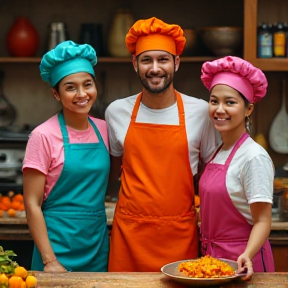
[182,29,197,56]
[6,16,39,57]
[108,9,134,57]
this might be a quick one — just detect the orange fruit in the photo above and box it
[11,201,22,210]
[0,202,10,211]
[1,196,11,203]
[7,208,17,217]
[0,273,8,286]
[13,194,24,203]
[0,196,11,207]
[14,266,28,279]
[8,276,26,288]
[25,275,37,288]
[18,204,25,211]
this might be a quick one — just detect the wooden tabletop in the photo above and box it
[32,272,288,288]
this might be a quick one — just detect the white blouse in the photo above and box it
[211,137,274,224]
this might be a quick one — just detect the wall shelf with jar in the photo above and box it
[0,56,216,64]
[244,0,288,71]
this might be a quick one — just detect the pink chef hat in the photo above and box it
[201,56,268,103]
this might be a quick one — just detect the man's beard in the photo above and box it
[138,73,173,94]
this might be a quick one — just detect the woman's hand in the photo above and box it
[237,254,253,281]
[44,260,67,272]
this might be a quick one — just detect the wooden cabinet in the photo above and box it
[243,0,288,168]
[244,0,288,71]
[269,234,288,272]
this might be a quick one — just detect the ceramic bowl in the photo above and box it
[182,29,197,56]
[200,26,243,56]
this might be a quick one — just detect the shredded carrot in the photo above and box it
[178,255,235,278]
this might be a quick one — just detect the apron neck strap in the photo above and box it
[58,111,69,144]
[225,132,250,166]
[88,117,103,141]
[131,93,142,122]
[58,111,101,144]
[131,90,185,125]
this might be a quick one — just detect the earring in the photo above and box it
[245,115,251,132]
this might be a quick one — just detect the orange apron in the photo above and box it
[108,91,198,272]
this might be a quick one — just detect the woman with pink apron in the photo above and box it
[199,56,275,280]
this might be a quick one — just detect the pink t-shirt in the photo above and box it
[22,114,109,201]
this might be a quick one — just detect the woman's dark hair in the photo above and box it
[239,92,254,135]
[240,93,250,107]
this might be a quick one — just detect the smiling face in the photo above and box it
[133,50,179,94]
[53,72,97,116]
[209,84,253,138]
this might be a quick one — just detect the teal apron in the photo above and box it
[31,112,110,272]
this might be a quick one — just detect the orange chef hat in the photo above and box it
[125,17,186,56]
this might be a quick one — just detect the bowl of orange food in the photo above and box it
[161,255,244,286]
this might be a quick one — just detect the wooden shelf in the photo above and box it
[250,58,288,71]
[244,0,288,71]
[0,56,216,64]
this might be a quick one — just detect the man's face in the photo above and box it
[134,50,179,94]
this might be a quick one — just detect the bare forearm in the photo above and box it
[244,220,271,260]
[26,206,56,263]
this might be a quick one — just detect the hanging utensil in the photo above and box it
[0,71,16,128]
[269,78,288,153]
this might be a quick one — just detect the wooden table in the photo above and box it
[33,272,288,288]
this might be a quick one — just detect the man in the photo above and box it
[105,17,220,272]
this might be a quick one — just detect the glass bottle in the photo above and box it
[273,22,286,57]
[257,22,273,58]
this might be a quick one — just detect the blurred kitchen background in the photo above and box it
[0,0,287,169]
[0,0,288,271]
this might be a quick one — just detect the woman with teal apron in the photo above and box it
[23,41,110,272]
[31,112,110,271]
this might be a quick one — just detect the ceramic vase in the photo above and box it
[6,16,39,57]
[108,9,134,57]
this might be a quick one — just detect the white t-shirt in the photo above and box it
[211,137,274,224]
[105,92,221,175]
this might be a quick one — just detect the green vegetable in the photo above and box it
[0,246,18,276]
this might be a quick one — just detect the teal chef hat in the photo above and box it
[39,40,97,87]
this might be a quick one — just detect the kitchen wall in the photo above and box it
[0,0,244,57]
[0,0,243,126]
[0,0,288,168]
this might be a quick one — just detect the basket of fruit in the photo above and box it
[0,191,26,219]
[0,246,37,288]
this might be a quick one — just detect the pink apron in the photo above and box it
[199,132,274,272]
